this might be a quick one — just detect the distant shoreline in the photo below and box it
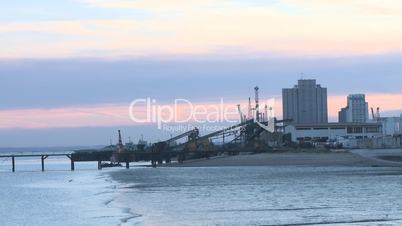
[165,149,402,168]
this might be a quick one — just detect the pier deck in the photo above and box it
[0,149,237,172]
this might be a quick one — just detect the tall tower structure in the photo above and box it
[282,79,328,124]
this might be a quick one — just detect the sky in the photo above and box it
[1,0,402,147]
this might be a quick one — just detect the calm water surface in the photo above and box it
[0,157,127,226]
[2,157,402,226]
[111,166,402,226]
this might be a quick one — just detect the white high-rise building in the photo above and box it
[338,94,369,123]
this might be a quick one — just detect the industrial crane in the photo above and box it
[248,97,252,120]
[371,107,381,121]
[254,86,260,122]
[117,130,124,153]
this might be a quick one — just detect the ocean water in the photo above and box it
[2,157,402,226]
[110,166,402,226]
[0,156,132,226]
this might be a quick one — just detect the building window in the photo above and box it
[297,137,312,141]
[366,127,379,133]
[330,127,345,130]
[354,127,363,133]
[347,126,363,134]
[296,128,312,130]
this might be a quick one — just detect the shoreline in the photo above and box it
[107,150,402,226]
[107,149,402,225]
[165,149,402,168]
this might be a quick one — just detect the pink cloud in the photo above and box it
[0,101,243,129]
[0,93,401,129]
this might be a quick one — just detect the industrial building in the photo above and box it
[279,78,402,149]
[284,122,382,143]
[379,115,402,136]
[338,94,369,123]
[282,79,328,124]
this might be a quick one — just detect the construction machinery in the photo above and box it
[103,86,285,166]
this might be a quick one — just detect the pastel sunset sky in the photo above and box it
[1,0,402,147]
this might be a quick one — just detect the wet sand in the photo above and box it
[166,149,402,167]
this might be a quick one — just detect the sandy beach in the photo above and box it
[166,149,402,167]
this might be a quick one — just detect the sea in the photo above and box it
[1,155,402,226]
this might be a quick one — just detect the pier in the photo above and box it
[0,153,74,172]
[1,114,275,172]
[0,149,251,172]
[0,151,124,172]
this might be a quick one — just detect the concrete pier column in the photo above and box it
[97,161,102,170]
[41,155,49,172]
[66,155,74,171]
[41,156,45,172]
[12,156,15,172]
[125,161,129,169]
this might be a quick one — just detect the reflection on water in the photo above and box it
[110,166,402,226]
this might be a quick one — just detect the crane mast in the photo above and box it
[117,130,124,153]
[248,97,252,120]
[376,107,381,120]
[254,86,260,122]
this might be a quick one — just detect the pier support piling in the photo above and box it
[125,161,129,169]
[97,161,102,170]
[66,155,74,171]
[12,156,15,172]
[41,155,48,172]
